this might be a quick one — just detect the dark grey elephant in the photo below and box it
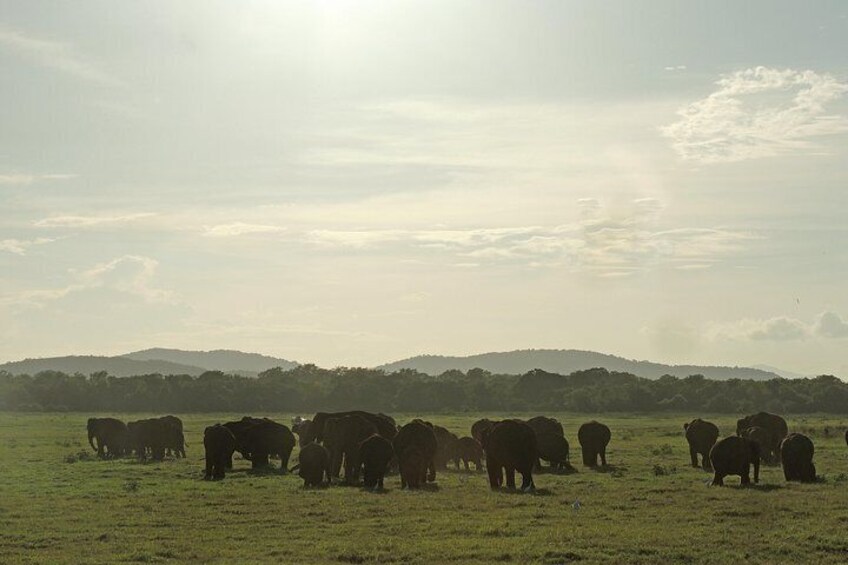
[684,418,719,470]
[709,436,760,486]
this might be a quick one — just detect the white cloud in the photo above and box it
[203,223,286,237]
[0,173,76,185]
[1,255,173,308]
[0,26,120,86]
[664,66,848,163]
[0,237,55,255]
[711,311,848,342]
[710,316,810,341]
[815,311,848,338]
[33,212,155,228]
[305,199,754,274]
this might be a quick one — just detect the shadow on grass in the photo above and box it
[492,487,554,496]
[588,464,627,475]
[536,464,578,475]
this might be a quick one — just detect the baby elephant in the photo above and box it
[780,433,816,483]
[295,443,331,487]
[709,436,760,486]
[204,424,237,480]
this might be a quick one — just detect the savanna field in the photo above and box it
[1,413,847,565]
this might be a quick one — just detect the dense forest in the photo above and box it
[1,365,846,414]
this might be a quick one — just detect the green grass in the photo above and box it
[1,413,847,564]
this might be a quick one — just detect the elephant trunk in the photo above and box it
[88,429,98,452]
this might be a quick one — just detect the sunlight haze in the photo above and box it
[1,1,847,376]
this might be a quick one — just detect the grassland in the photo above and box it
[1,413,847,564]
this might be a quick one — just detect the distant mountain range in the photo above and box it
[0,347,803,381]
[377,349,784,381]
[122,348,298,374]
[0,348,297,378]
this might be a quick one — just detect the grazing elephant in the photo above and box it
[87,417,128,459]
[292,418,313,447]
[431,424,459,470]
[736,412,788,464]
[224,417,296,471]
[359,434,394,490]
[482,419,537,492]
[294,442,331,487]
[203,424,236,480]
[536,432,572,472]
[525,416,564,438]
[709,436,760,486]
[325,415,378,483]
[471,418,497,444]
[161,415,186,458]
[306,411,397,445]
[740,426,774,464]
[578,421,611,467]
[127,418,171,461]
[453,436,485,471]
[684,418,719,470]
[780,433,816,483]
[393,421,437,489]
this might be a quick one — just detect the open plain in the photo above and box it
[1,413,847,564]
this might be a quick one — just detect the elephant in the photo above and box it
[87,417,128,459]
[740,426,774,464]
[578,421,611,467]
[127,417,171,461]
[305,411,397,445]
[359,434,394,490]
[393,421,437,489]
[736,412,788,464]
[294,442,331,487]
[482,419,537,491]
[434,425,459,470]
[845,429,847,447]
[780,433,816,483]
[684,418,719,470]
[292,418,313,447]
[471,418,497,444]
[709,436,760,486]
[323,415,378,483]
[223,417,296,471]
[203,424,236,480]
[535,432,572,472]
[525,416,564,438]
[160,415,186,458]
[452,436,485,471]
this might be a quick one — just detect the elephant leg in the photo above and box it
[204,449,213,480]
[521,471,535,492]
[487,462,500,489]
[689,447,699,468]
[741,467,751,486]
[600,448,607,467]
[711,473,723,486]
[464,459,470,472]
[505,467,516,489]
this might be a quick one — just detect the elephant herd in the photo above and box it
[685,411,821,486]
[87,410,847,492]
[87,416,185,461]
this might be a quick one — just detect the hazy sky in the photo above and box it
[1,1,847,375]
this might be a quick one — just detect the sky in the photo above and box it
[1,1,847,376]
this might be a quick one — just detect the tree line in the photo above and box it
[0,365,846,414]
